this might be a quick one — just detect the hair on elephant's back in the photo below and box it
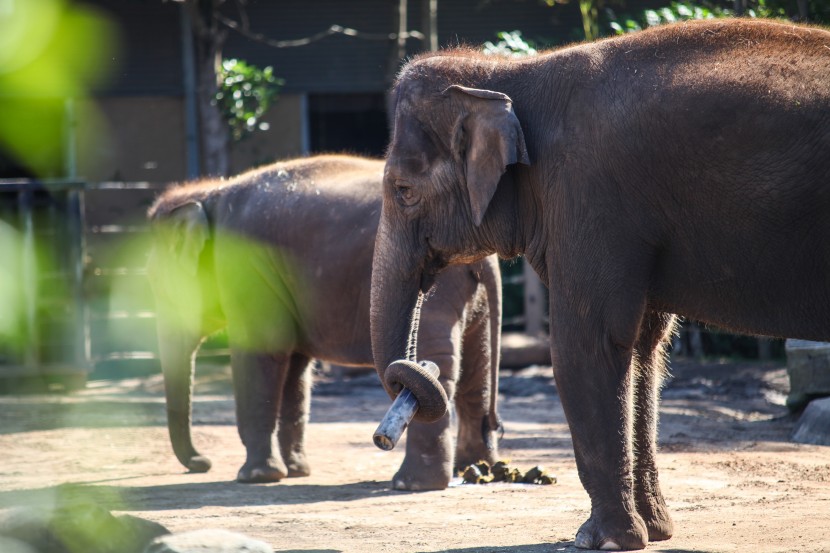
[148,154,385,220]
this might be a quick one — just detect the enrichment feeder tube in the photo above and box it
[372,361,439,451]
[373,387,419,450]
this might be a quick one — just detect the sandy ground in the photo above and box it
[1,357,829,553]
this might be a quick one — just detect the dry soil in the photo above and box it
[1,358,829,553]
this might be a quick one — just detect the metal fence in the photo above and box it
[0,180,784,391]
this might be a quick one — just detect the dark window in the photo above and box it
[308,93,389,157]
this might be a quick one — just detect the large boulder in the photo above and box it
[0,495,168,553]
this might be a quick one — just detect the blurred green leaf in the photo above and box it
[483,31,538,58]
[0,0,120,177]
[216,58,284,143]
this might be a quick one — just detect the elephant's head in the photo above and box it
[370,71,529,419]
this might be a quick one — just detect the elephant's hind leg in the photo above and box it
[232,351,290,483]
[632,311,677,541]
[454,312,499,470]
[278,353,312,477]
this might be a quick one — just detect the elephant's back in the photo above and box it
[211,155,383,365]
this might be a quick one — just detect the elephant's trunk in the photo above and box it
[156,312,212,473]
[370,217,448,423]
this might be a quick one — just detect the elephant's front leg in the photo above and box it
[232,350,290,483]
[550,290,649,551]
[277,353,312,478]
[632,311,676,542]
[392,350,457,491]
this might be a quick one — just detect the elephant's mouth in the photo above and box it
[419,245,448,293]
[419,271,436,293]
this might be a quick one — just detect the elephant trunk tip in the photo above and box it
[383,359,449,423]
[186,455,212,473]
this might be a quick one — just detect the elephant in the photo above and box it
[370,18,830,550]
[147,154,502,490]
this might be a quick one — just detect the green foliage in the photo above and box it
[0,0,119,177]
[215,58,284,143]
[606,1,734,35]
[483,31,539,57]
[605,0,829,35]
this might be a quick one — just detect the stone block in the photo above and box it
[792,397,830,446]
[785,340,830,411]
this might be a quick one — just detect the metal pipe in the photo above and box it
[373,360,439,451]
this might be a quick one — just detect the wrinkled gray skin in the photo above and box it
[148,154,501,490]
[371,19,830,550]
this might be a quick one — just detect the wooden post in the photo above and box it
[522,258,545,336]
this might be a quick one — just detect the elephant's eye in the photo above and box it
[395,183,419,206]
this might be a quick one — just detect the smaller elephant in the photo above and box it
[147,154,502,490]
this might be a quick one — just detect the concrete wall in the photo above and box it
[76,94,307,185]
[230,94,308,174]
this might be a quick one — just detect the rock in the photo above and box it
[785,339,830,411]
[144,529,273,553]
[0,507,62,552]
[0,501,168,553]
[501,333,551,369]
[792,397,830,446]
[0,535,38,553]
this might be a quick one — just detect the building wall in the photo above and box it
[77,96,187,183]
[77,94,307,185]
[230,94,309,174]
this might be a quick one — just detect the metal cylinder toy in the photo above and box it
[373,360,439,451]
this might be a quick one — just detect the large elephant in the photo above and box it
[147,154,502,490]
[370,19,830,550]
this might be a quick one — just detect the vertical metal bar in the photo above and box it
[427,0,438,51]
[181,4,201,179]
[66,186,89,368]
[64,98,77,179]
[397,0,408,61]
[18,187,38,369]
[299,93,310,155]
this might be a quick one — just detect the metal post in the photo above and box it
[397,0,408,61]
[66,186,90,367]
[422,0,438,52]
[18,188,38,368]
[181,4,201,179]
[63,98,77,179]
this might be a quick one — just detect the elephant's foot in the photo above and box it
[391,469,451,491]
[636,494,674,541]
[454,444,497,473]
[574,511,648,551]
[454,415,499,472]
[392,456,452,491]
[236,456,288,483]
[285,453,311,478]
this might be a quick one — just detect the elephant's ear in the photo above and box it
[164,201,208,276]
[445,85,530,227]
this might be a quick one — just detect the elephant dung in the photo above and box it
[521,466,557,485]
[460,460,556,485]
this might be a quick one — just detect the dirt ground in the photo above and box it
[1,357,829,553]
